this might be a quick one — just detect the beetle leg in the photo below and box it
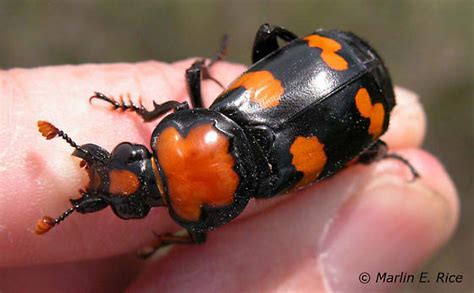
[252,23,298,63]
[358,140,420,180]
[138,230,207,259]
[186,34,228,108]
[89,92,189,122]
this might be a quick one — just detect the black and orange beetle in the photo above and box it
[36,24,418,252]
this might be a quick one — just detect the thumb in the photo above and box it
[319,151,459,291]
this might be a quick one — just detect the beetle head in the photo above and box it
[35,121,164,235]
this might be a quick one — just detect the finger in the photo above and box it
[126,150,458,292]
[318,150,459,291]
[0,61,427,267]
[0,255,142,292]
[382,87,427,149]
[1,61,195,267]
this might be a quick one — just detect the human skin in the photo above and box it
[0,60,459,292]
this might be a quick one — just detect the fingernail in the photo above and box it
[319,175,456,292]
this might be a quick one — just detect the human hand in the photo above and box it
[0,60,458,292]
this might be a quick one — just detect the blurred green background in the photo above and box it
[0,1,472,291]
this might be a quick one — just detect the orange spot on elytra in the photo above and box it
[227,71,284,108]
[155,124,239,222]
[108,169,140,196]
[290,136,327,188]
[304,35,349,71]
[354,88,385,138]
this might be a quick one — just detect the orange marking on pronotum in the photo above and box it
[304,35,349,71]
[226,70,284,108]
[290,136,327,188]
[354,87,385,138]
[108,169,140,196]
[155,124,239,222]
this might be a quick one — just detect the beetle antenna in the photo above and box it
[37,120,105,163]
[38,120,85,151]
[209,33,229,66]
[35,205,77,235]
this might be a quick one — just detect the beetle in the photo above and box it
[35,24,418,253]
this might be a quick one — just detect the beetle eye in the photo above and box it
[112,142,149,163]
[112,143,134,161]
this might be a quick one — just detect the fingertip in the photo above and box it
[399,149,459,223]
[318,149,459,291]
[0,62,191,266]
[383,87,427,149]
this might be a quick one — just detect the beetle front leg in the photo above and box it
[139,230,207,258]
[89,92,189,122]
[252,23,298,63]
[186,34,228,108]
[358,140,419,180]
